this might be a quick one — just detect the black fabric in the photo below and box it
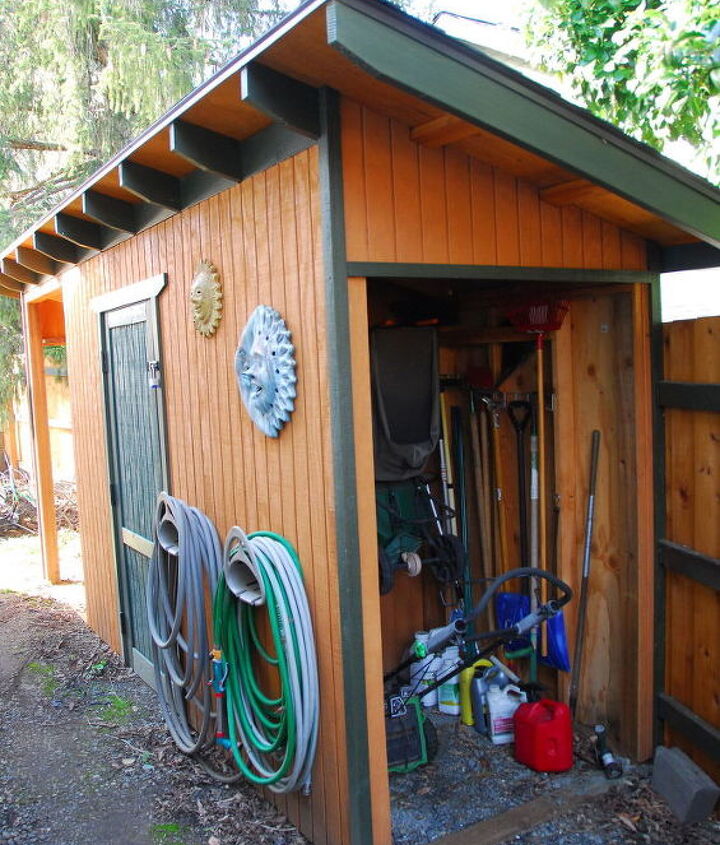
[371,327,440,481]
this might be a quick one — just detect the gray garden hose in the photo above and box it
[146,492,222,756]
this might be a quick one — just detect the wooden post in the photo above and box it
[348,275,392,845]
[24,299,60,583]
[631,283,656,760]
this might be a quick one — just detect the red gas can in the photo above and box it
[513,699,573,772]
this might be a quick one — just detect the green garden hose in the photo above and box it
[214,527,319,795]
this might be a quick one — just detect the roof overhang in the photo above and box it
[2,0,719,295]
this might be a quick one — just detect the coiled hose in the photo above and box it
[146,493,223,756]
[214,527,319,794]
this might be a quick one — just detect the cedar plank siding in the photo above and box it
[62,148,350,845]
[341,99,647,271]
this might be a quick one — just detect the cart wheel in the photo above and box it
[423,716,438,763]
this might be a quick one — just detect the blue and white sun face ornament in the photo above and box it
[235,305,297,438]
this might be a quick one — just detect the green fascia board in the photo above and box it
[326,1,720,249]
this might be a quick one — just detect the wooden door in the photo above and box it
[102,299,168,686]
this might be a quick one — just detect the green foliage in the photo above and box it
[0,297,24,428]
[0,0,288,249]
[43,345,68,367]
[527,0,720,181]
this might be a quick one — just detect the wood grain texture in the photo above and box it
[347,275,392,845]
[61,148,350,845]
[663,317,720,781]
[341,99,647,272]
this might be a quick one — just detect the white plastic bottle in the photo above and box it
[438,645,461,715]
[410,632,438,707]
[486,683,527,744]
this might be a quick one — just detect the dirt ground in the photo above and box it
[0,532,718,845]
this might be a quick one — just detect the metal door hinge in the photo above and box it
[147,360,161,389]
[109,482,118,507]
[119,610,127,636]
[101,351,109,374]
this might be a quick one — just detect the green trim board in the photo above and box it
[657,381,720,413]
[657,693,720,764]
[346,262,654,284]
[660,242,720,273]
[318,86,374,845]
[327,1,720,248]
[660,540,720,593]
[650,276,666,752]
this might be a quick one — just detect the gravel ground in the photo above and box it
[1,533,718,845]
[0,592,307,845]
[390,713,720,845]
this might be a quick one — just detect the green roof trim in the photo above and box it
[327,1,720,249]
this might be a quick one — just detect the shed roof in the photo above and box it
[2,0,719,296]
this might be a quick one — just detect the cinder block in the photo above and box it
[652,746,720,824]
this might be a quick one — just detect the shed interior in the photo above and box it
[360,272,652,835]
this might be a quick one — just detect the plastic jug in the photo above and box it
[438,645,461,715]
[470,663,512,734]
[513,699,573,772]
[459,659,492,726]
[486,684,527,744]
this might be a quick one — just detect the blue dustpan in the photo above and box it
[495,592,571,672]
[540,611,571,672]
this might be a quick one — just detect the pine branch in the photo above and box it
[3,173,79,205]
[6,139,69,153]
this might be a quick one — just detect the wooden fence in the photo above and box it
[659,315,720,782]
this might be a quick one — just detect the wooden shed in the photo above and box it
[2,1,719,842]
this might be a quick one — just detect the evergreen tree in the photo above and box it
[0,0,289,248]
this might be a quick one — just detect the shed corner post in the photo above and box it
[318,85,378,845]
[21,293,60,583]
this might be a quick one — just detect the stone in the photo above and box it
[652,745,720,824]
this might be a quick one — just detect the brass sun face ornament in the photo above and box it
[190,259,222,336]
[235,305,297,438]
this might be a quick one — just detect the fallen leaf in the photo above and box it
[122,757,135,767]
[208,837,221,845]
[617,813,637,832]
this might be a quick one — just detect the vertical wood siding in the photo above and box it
[341,99,647,271]
[62,148,350,845]
[663,316,720,782]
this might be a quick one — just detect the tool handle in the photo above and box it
[507,399,532,433]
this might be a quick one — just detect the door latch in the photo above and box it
[147,360,161,389]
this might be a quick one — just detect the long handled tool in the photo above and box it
[508,300,569,579]
[507,400,532,566]
[569,429,601,717]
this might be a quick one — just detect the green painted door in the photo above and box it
[102,299,167,687]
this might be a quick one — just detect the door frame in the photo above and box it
[91,273,168,681]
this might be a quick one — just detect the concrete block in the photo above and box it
[652,746,720,824]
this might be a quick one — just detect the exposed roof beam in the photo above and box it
[33,232,85,264]
[410,114,480,148]
[170,120,244,180]
[15,246,60,277]
[0,273,24,295]
[540,179,607,206]
[1,258,39,284]
[241,62,320,139]
[82,190,138,234]
[327,1,720,248]
[119,161,182,211]
[54,212,130,253]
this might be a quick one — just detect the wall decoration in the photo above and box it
[190,259,223,336]
[235,305,296,438]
